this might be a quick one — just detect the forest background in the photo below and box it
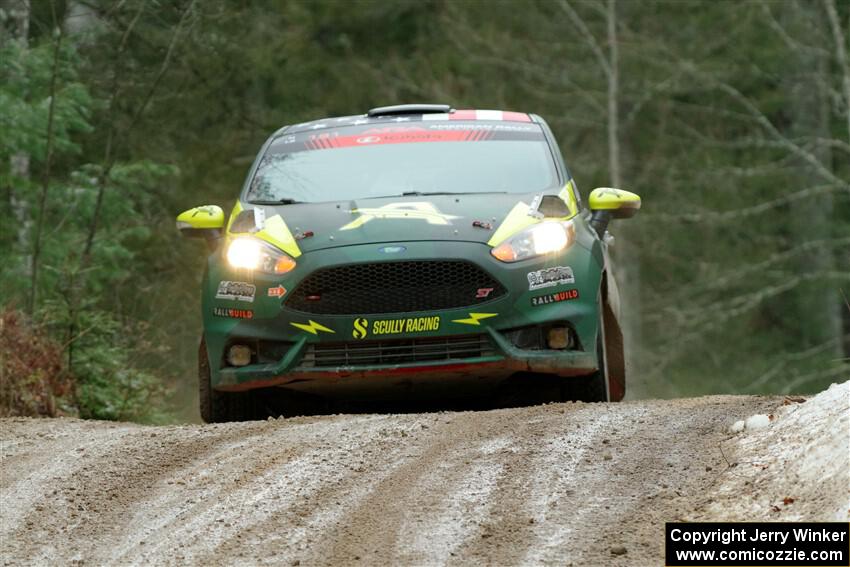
[1,0,848,422]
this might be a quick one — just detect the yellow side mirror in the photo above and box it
[176,205,225,237]
[588,187,641,219]
[588,188,641,237]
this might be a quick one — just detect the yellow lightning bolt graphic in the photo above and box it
[290,320,335,335]
[452,313,499,326]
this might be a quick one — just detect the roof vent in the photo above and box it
[367,104,453,117]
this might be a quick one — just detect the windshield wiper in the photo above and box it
[362,191,509,200]
[247,198,302,205]
[401,191,511,196]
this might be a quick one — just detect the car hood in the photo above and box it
[247,192,565,254]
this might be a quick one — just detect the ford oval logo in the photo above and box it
[378,245,406,254]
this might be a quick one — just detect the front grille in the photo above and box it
[285,260,505,315]
[300,334,495,368]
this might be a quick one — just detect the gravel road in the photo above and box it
[0,394,829,566]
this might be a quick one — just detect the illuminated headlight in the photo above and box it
[226,238,296,274]
[491,220,576,262]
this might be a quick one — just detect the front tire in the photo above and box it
[567,298,612,403]
[199,338,255,422]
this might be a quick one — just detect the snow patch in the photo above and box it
[744,414,771,430]
[704,381,850,521]
[730,413,773,433]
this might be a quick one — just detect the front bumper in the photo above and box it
[216,327,598,392]
[203,240,604,392]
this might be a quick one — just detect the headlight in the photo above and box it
[491,220,576,262]
[226,238,296,274]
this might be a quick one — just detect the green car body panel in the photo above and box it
[182,107,638,410]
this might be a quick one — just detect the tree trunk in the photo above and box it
[607,0,621,189]
[3,0,33,281]
[28,1,63,315]
[784,1,842,355]
[605,0,642,392]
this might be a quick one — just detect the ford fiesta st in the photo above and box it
[178,104,641,422]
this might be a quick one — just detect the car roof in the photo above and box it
[280,109,535,136]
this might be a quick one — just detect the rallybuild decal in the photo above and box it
[216,281,256,302]
[527,266,575,291]
[352,316,441,339]
[531,289,579,307]
[213,307,253,319]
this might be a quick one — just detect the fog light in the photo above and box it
[227,344,252,366]
[547,327,570,350]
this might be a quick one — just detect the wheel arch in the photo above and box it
[600,270,626,401]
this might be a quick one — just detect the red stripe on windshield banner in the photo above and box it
[501,111,531,122]
[450,110,477,120]
[309,129,494,149]
[447,109,531,122]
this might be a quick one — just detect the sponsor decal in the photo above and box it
[530,289,580,307]
[267,285,287,298]
[213,307,253,319]
[192,205,219,217]
[341,202,460,231]
[597,187,625,199]
[452,312,498,326]
[527,266,575,291]
[352,318,369,339]
[291,320,335,335]
[352,316,441,339]
[216,281,256,303]
[475,288,494,299]
[378,245,406,254]
[427,122,535,131]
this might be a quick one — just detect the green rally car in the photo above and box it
[178,104,641,422]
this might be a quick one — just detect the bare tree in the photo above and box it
[3,0,33,279]
[28,0,63,315]
[81,0,196,261]
[823,0,850,143]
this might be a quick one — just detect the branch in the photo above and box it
[645,183,840,223]
[127,0,197,134]
[648,237,850,314]
[824,0,850,143]
[82,0,195,260]
[759,1,830,58]
[556,0,611,78]
[439,14,607,113]
[744,338,842,393]
[782,364,850,394]
[711,77,849,191]
[684,271,850,332]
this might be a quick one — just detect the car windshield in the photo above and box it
[244,122,559,203]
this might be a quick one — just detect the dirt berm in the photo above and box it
[1,385,848,566]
